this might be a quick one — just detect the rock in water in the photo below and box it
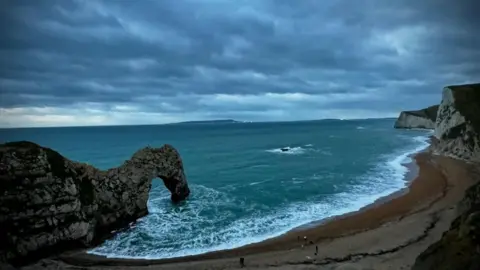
[0,141,190,265]
[394,105,439,129]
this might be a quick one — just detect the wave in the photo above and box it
[351,135,430,198]
[89,134,431,260]
[356,126,366,130]
[89,188,381,259]
[249,179,273,186]
[266,146,307,155]
[249,164,271,169]
[265,145,330,156]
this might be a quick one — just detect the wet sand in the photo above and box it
[46,151,479,270]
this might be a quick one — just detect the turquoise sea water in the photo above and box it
[0,119,431,259]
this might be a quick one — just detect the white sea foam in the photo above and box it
[356,126,366,130]
[90,190,378,259]
[266,146,307,155]
[249,164,271,169]
[266,145,330,156]
[248,179,272,186]
[89,133,431,260]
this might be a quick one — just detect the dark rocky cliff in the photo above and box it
[432,84,480,161]
[394,105,439,129]
[0,141,189,266]
[413,83,480,270]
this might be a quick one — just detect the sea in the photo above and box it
[0,118,431,259]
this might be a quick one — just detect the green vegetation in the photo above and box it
[404,105,439,121]
[450,83,480,133]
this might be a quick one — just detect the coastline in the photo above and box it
[291,145,422,232]
[84,133,431,259]
[53,139,479,269]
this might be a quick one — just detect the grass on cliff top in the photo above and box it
[404,104,439,121]
[405,105,439,121]
[448,83,480,132]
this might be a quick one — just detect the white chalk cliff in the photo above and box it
[432,84,480,162]
[394,105,439,129]
[413,83,480,270]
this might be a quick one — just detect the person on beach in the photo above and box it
[239,257,245,268]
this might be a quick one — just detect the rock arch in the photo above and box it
[0,141,190,265]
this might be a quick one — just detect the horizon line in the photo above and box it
[0,117,396,130]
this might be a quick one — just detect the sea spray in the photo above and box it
[89,130,431,259]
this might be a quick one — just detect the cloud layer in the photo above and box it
[1,0,479,127]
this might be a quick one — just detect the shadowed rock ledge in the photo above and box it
[394,105,439,129]
[0,141,189,266]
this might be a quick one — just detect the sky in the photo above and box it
[0,0,479,127]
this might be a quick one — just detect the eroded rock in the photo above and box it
[0,141,189,265]
[412,179,480,270]
[432,83,480,161]
[412,83,480,270]
[394,105,439,129]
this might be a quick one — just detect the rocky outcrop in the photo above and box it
[412,174,480,270]
[394,105,439,129]
[0,141,189,266]
[413,83,480,269]
[432,83,480,161]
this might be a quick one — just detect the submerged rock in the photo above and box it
[394,105,439,129]
[0,141,189,265]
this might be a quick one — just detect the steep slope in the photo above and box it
[413,83,480,270]
[433,83,480,161]
[394,105,439,129]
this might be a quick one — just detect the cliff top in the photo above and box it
[402,105,439,121]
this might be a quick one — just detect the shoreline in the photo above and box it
[56,140,480,269]
[292,147,421,232]
[84,134,430,260]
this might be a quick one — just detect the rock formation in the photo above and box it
[394,105,439,129]
[0,141,189,265]
[413,181,480,270]
[413,83,480,269]
[432,83,480,161]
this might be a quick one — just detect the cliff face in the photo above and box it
[413,83,480,270]
[0,141,189,265]
[413,181,480,270]
[394,105,439,129]
[433,84,480,161]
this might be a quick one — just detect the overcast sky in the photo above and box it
[1,0,478,127]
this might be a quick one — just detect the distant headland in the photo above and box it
[169,119,242,125]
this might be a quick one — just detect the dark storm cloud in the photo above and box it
[0,0,479,126]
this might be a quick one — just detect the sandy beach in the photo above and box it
[35,150,479,270]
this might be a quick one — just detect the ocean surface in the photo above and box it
[0,119,431,259]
